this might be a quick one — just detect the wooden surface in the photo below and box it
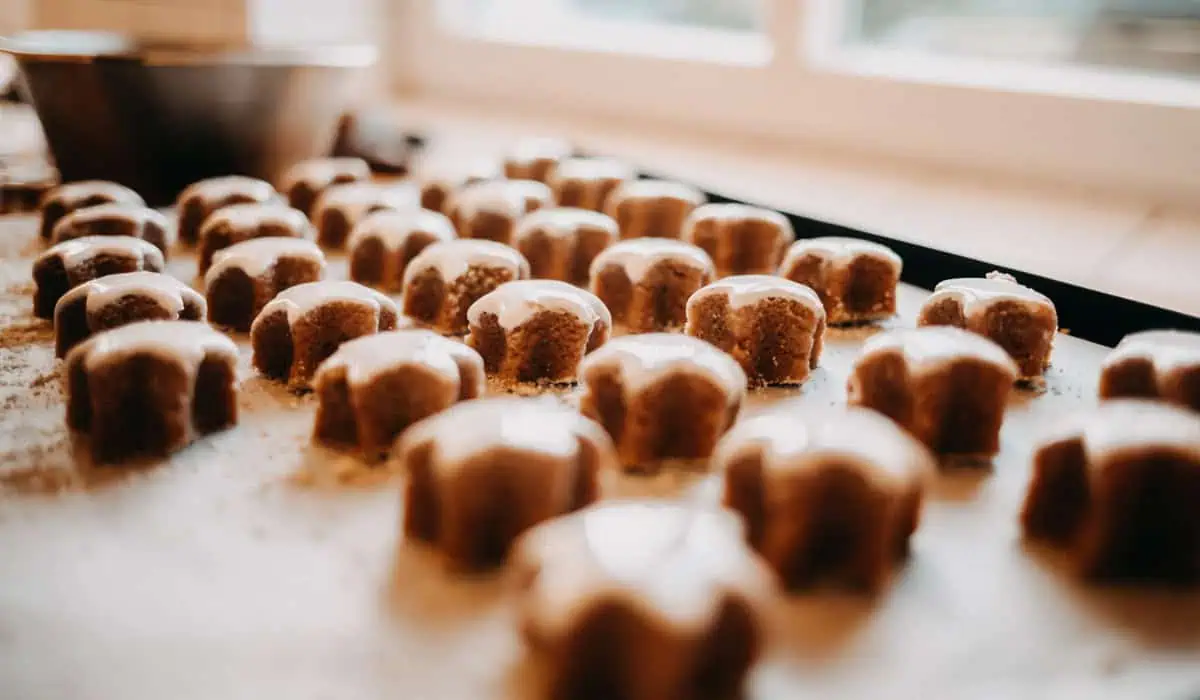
[1,203,1199,699]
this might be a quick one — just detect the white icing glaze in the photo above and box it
[52,203,168,239]
[346,209,456,252]
[684,202,792,238]
[513,207,618,242]
[1103,329,1200,377]
[687,274,823,313]
[280,157,370,190]
[179,175,274,204]
[45,235,163,270]
[403,239,530,287]
[71,271,198,317]
[925,273,1053,319]
[580,333,746,401]
[467,280,611,331]
[401,396,597,467]
[588,238,714,283]
[313,182,419,223]
[607,179,706,207]
[517,501,772,635]
[1042,399,1200,463]
[47,180,142,207]
[205,237,326,282]
[505,137,572,165]
[200,202,310,238]
[550,157,636,184]
[316,329,478,388]
[780,236,902,272]
[856,326,1018,377]
[713,402,934,487]
[452,179,552,220]
[418,159,502,190]
[81,320,236,371]
[257,280,396,326]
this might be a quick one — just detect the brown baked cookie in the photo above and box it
[579,333,746,467]
[684,203,794,277]
[717,403,935,591]
[250,280,399,391]
[401,239,531,335]
[195,202,312,275]
[1098,330,1200,413]
[397,397,615,571]
[467,280,610,384]
[686,275,826,386]
[1021,400,1200,584]
[280,156,371,216]
[589,238,715,332]
[780,237,902,325]
[65,320,238,463]
[176,175,277,246]
[513,501,775,700]
[51,203,171,255]
[39,180,143,241]
[204,237,326,332]
[54,271,205,358]
[312,330,484,458]
[32,236,165,319]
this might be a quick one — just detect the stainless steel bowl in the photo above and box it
[2,31,377,205]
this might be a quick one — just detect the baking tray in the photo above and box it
[1,158,1199,700]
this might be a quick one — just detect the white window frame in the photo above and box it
[393,0,1200,202]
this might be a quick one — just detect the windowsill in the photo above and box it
[394,93,1200,317]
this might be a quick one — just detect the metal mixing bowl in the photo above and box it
[2,31,376,205]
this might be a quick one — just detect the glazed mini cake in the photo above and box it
[402,239,531,335]
[50,203,171,254]
[589,238,716,332]
[512,207,618,286]
[847,326,1018,457]
[579,333,746,467]
[603,179,706,239]
[513,501,774,700]
[467,280,611,384]
[683,203,794,277]
[417,160,501,214]
[347,209,457,292]
[311,181,419,249]
[250,280,400,390]
[502,136,573,183]
[204,237,327,332]
[1099,330,1200,413]
[448,179,554,245]
[398,397,616,570]
[779,236,902,325]
[280,156,371,216]
[312,330,484,458]
[32,236,165,319]
[65,320,238,463]
[918,272,1057,379]
[548,157,636,211]
[1021,400,1200,583]
[195,202,312,274]
[39,180,143,241]
[717,403,935,591]
[1,160,57,215]
[54,271,206,358]
[176,175,277,246]
[686,275,826,386]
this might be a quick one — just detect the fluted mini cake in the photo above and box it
[280,156,371,216]
[683,203,794,277]
[54,271,206,358]
[50,203,171,255]
[417,160,500,215]
[467,280,611,384]
[548,157,636,211]
[195,203,312,274]
[604,179,706,239]
[512,208,618,286]
[347,209,457,292]
[250,280,399,390]
[514,501,774,700]
[398,397,615,570]
[402,239,531,335]
[1021,400,1200,584]
[1099,330,1200,413]
[589,238,715,332]
[312,181,419,249]
[686,275,826,386]
[847,326,1018,457]
[780,236,902,325]
[312,330,484,458]
[204,238,327,332]
[33,236,165,319]
[39,180,143,241]
[579,333,746,467]
[448,179,553,245]
[503,137,572,183]
[176,175,277,246]
[717,403,935,591]
[65,320,238,463]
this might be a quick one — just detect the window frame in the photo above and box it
[394,0,1200,202]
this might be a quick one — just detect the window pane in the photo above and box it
[462,0,763,32]
[851,0,1200,76]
